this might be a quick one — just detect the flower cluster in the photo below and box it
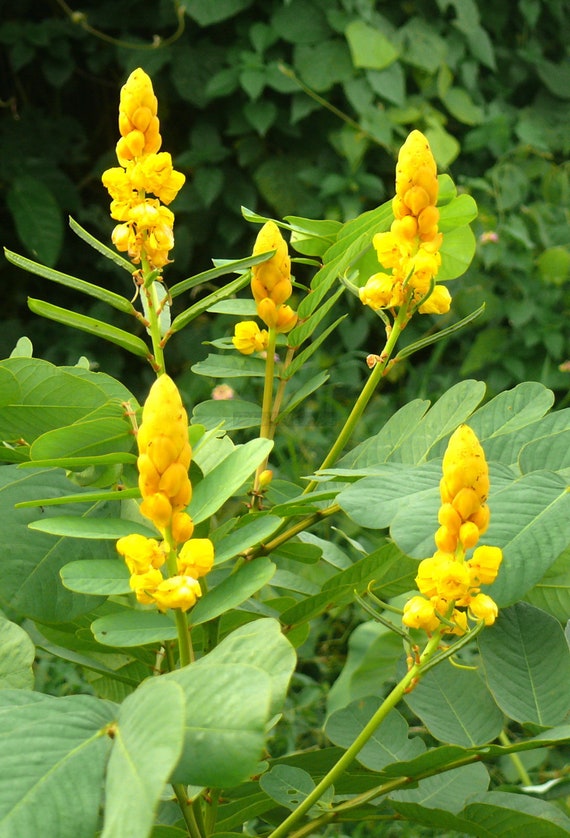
[233,221,297,353]
[360,130,450,316]
[403,425,502,635]
[102,68,185,269]
[117,375,214,612]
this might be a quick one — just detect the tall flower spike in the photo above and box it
[102,68,185,269]
[402,424,502,636]
[360,129,450,316]
[116,375,215,612]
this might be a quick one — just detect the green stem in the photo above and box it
[304,305,409,494]
[266,628,443,838]
[164,527,193,667]
[244,503,340,560]
[254,328,277,497]
[172,784,203,838]
[499,729,532,786]
[140,252,166,375]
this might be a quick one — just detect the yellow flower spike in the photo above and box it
[232,321,269,355]
[442,425,489,505]
[434,525,458,553]
[362,129,447,316]
[135,375,192,531]
[252,221,291,299]
[436,561,471,601]
[177,538,215,579]
[103,68,185,269]
[459,521,480,549]
[152,575,202,613]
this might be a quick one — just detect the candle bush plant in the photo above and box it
[1,68,570,838]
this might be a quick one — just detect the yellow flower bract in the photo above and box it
[402,425,503,636]
[102,68,185,269]
[360,129,450,316]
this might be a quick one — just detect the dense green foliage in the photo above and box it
[1,0,569,402]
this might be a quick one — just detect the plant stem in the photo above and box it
[164,527,193,667]
[499,729,532,786]
[253,328,277,497]
[172,784,203,838]
[304,305,408,494]
[266,628,444,838]
[140,252,166,375]
[244,503,340,560]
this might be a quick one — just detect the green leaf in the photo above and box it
[280,370,330,417]
[91,609,178,647]
[0,466,117,623]
[6,176,63,266]
[326,623,404,714]
[345,20,399,70]
[166,662,271,787]
[404,663,503,746]
[0,617,35,690]
[192,353,267,379]
[60,559,131,595]
[168,273,250,334]
[485,471,570,604]
[519,427,570,475]
[102,679,185,838]
[207,299,258,316]
[390,762,490,813]
[27,298,149,358]
[199,618,296,716]
[30,412,134,464]
[68,216,134,273]
[211,514,282,565]
[4,248,134,313]
[287,286,345,347]
[169,251,274,299]
[283,314,347,379]
[190,557,276,625]
[478,602,570,725]
[340,399,430,468]
[0,692,114,838]
[192,398,262,430]
[524,546,570,621]
[30,516,156,540]
[260,765,333,813]
[285,216,342,258]
[441,87,484,125]
[326,700,425,771]
[438,225,477,280]
[189,438,273,523]
[185,0,252,26]
[15,487,140,509]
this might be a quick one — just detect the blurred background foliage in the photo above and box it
[1,0,569,414]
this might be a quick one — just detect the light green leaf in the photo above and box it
[102,679,185,838]
[340,398,430,468]
[190,557,276,625]
[326,623,410,714]
[68,216,134,273]
[345,20,399,70]
[60,560,131,595]
[438,225,477,280]
[283,314,347,379]
[260,765,333,813]
[441,87,484,125]
[524,546,570,621]
[191,353,267,379]
[404,663,503,746]
[287,286,344,348]
[519,427,570,475]
[168,273,250,334]
[28,298,149,357]
[30,516,156,540]
[485,471,570,604]
[189,438,273,523]
[91,609,178,647]
[0,692,114,838]
[326,700,425,771]
[463,791,570,835]
[4,248,134,313]
[166,662,271,787]
[0,466,116,622]
[6,176,63,267]
[207,299,257,315]
[30,413,134,464]
[0,617,35,690]
[169,251,274,299]
[390,762,490,813]
[280,371,330,416]
[211,514,282,565]
[478,602,570,725]
[199,618,296,716]
[192,398,261,430]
